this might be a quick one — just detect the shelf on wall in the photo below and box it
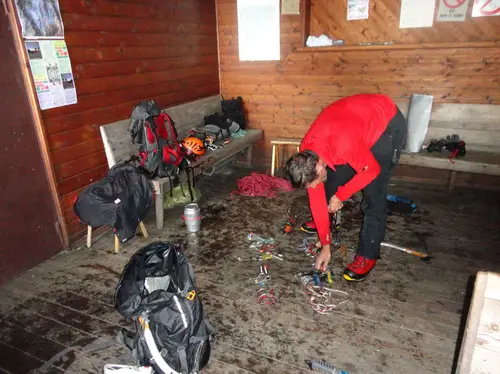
[294,41,500,53]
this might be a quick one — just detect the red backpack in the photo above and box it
[129,100,184,178]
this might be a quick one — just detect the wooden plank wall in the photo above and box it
[41,0,219,242]
[311,0,500,45]
[217,0,500,188]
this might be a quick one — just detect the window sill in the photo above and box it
[294,41,500,52]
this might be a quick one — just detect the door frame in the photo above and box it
[4,0,69,249]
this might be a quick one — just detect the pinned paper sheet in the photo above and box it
[15,0,64,38]
[25,40,77,110]
[400,0,436,28]
[347,0,370,20]
[282,0,300,14]
[472,0,500,17]
[437,0,470,22]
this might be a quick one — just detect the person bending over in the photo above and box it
[285,94,407,281]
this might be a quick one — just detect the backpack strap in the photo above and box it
[164,112,182,154]
[154,113,169,139]
[205,319,216,336]
[188,319,216,347]
[177,346,189,373]
[160,112,184,167]
[118,327,137,351]
[185,167,194,202]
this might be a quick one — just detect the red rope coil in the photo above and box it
[231,173,294,198]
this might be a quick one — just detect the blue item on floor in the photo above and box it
[387,194,417,216]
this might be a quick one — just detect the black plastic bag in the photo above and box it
[115,242,214,374]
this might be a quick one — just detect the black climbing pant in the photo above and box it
[324,108,407,259]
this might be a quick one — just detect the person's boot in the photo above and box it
[300,219,318,234]
[343,255,377,281]
[301,214,335,234]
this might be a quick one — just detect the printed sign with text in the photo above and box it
[437,0,470,22]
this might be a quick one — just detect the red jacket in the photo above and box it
[300,94,397,246]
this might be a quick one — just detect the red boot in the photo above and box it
[343,255,377,282]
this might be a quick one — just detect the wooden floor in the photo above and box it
[1,166,499,374]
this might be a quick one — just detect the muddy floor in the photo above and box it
[1,165,499,374]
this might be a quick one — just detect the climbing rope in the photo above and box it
[230,173,294,198]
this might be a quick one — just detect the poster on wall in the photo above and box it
[15,0,64,38]
[281,0,300,14]
[25,40,77,110]
[437,0,470,21]
[472,0,500,17]
[347,0,370,20]
[400,0,436,28]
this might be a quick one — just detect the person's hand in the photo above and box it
[315,245,331,272]
[328,195,343,213]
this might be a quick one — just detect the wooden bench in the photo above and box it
[268,102,500,190]
[100,94,263,230]
[396,102,500,190]
[456,271,500,374]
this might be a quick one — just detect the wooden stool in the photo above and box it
[87,222,149,253]
[270,138,302,176]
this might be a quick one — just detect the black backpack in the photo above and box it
[203,112,235,138]
[221,96,246,129]
[115,242,215,374]
[128,100,184,178]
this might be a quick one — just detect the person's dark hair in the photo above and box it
[284,150,319,189]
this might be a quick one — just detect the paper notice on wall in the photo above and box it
[472,0,500,17]
[281,0,300,15]
[437,0,470,22]
[400,0,436,28]
[347,0,370,20]
[25,40,77,110]
[15,0,64,38]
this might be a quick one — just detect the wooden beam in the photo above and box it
[5,0,69,249]
[299,0,310,47]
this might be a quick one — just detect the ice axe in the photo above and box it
[381,241,432,262]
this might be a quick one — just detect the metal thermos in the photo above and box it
[183,203,201,233]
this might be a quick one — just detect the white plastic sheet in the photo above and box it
[237,0,280,61]
[403,94,434,153]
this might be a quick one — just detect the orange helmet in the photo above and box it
[181,137,205,158]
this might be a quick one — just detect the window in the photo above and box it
[237,0,280,61]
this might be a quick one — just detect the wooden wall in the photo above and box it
[39,0,220,241]
[311,0,500,45]
[217,0,500,180]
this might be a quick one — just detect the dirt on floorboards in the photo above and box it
[0,165,499,374]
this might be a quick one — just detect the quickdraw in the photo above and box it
[303,285,350,315]
[297,238,321,257]
[247,232,275,245]
[257,244,276,253]
[332,210,342,248]
[256,288,278,305]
